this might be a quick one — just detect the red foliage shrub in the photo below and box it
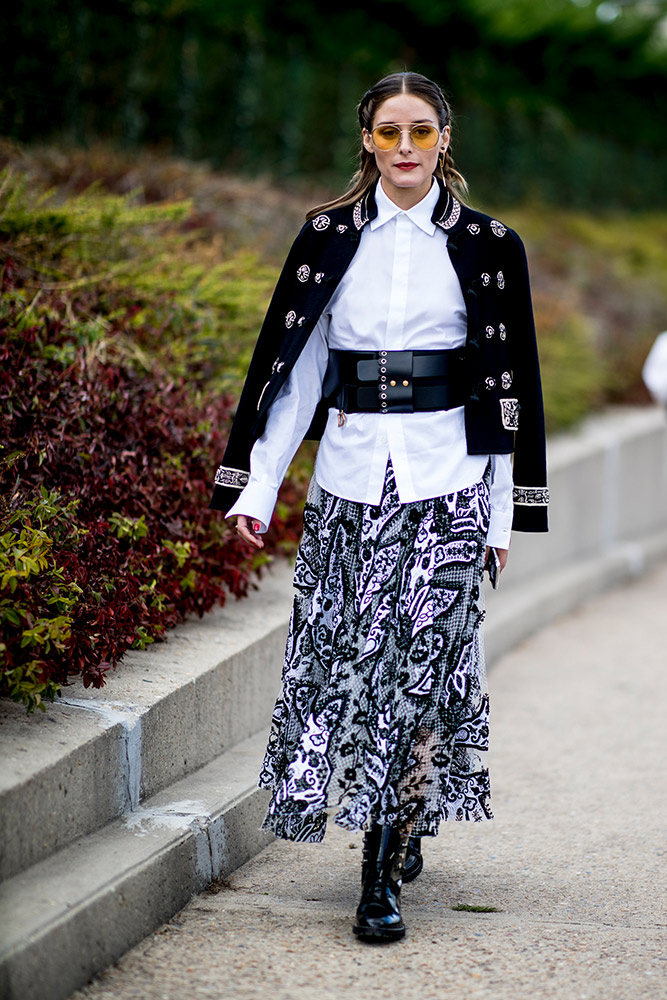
[0,259,303,708]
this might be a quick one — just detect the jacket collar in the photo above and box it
[352,176,462,233]
[432,177,463,233]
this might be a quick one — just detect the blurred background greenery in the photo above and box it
[3,0,667,208]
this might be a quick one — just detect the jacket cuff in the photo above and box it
[225,481,279,533]
[512,503,549,532]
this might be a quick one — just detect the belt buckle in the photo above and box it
[379,350,413,412]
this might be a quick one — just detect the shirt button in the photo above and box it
[402,380,409,387]
[390,380,396,387]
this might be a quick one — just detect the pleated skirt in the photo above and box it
[258,459,493,843]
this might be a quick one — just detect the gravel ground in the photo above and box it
[72,565,667,1000]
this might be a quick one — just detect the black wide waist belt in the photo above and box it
[324,348,467,414]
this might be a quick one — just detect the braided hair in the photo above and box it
[306,71,469,220]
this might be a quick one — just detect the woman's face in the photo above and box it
[362,93,450,207]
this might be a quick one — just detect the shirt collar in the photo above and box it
[370,178,439,235]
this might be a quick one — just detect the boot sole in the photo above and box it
[353,924,406,943]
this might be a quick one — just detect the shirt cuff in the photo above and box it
[487,506,513,550]
[225,481,279,534]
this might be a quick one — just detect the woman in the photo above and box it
[209,72,548,943]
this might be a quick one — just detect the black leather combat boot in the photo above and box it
[402,836,423,883]
[353,824,408,942]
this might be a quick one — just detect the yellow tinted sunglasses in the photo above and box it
[370,122,442,151]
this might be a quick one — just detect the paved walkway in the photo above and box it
[72,565,667,1000]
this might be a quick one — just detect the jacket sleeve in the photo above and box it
[226,317,329,528]
[507,230,549,532]
[208,222,314,513]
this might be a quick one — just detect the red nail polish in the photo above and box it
[253,522,260,532]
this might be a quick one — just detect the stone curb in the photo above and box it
[0,563,293,883]
[0,731,272,1000]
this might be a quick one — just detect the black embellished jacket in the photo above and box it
[209,181,549,532]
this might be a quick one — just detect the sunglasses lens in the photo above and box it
[371,124,440,150]
[372,125,401,149]
[411,125,439,149]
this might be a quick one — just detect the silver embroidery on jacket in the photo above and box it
[491,220,507,237]
[214,465,250,490]
[513,486,549,506]
[441,197,461,230]
[296,265,310,282]
[501,371,512,389]
[312,215,330,231]
[500,398,520,431]
[497,271,505,289]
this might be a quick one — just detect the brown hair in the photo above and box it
[306,71,469,220]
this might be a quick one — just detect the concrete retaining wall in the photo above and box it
[1,405,666,1000]
[503,406,667,585]
[484,406,667,663]
[0,566,291,883]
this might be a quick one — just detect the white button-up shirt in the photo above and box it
[228,180,513,548]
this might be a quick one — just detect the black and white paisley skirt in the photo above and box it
[258,459,493,843]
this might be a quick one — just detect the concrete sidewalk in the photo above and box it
[71,565,667,1000]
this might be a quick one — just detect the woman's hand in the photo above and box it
[485,546,509,573]
[235,515,264,550]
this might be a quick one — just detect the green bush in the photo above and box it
[502,204,667,420]
[532,292,604,432]
[0,489,84,712]
[0,165,279,401]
